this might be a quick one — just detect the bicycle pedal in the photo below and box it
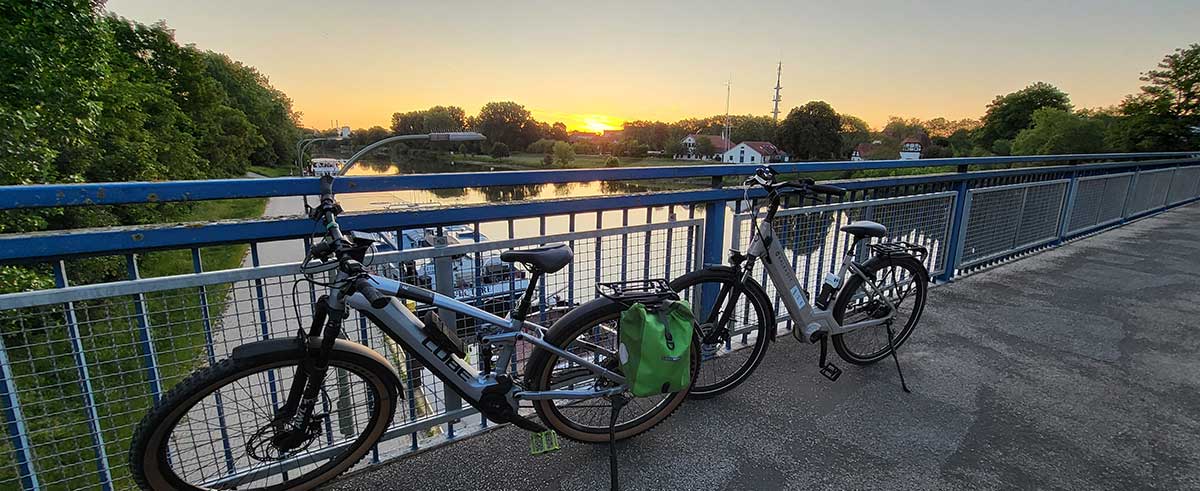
[819,363,842,382]
[530,430,561,455]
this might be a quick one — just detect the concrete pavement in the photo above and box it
[325,202,1200,490]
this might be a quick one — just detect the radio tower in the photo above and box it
[771,62,783,122]
[722,79,732,146]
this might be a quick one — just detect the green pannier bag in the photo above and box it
[617,300,694,397]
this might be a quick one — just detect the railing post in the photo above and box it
[0,334,39,491]
[701,176,728,313]
[192,249,236,475]
[1057,171,1080,243]
[1121,167,1140,221]
[126,255,163,402]
[53,261,114,490]
[431,235,461,438]
[938,173,971,283]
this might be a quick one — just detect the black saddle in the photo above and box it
[841,220,887,239]
[500,244,573,273]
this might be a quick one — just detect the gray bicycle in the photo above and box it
[674,165,929,398]
[129,133,697,490]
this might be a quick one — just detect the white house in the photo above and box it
[676,134,733,160]
[899,136,923,160]
[723,141,786,164]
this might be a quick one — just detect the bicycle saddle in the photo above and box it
[500,243,573,273]
[841,220,888,239]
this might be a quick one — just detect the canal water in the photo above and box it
[337,159,705,247]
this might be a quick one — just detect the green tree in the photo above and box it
[1012,108,1108,155]
[203,52,301,167]
[838,114,872,158]
[552,140,576,167]
[604,156,621,167]
[475,101,536,149]
[1109,44,1200,151]
[423,106,466,132]
[694,136,716,157]
[572,141,598,155]
[730,116,776,143]
[664,139,684,157]
[0,0,110,235]
[490,142,510,158]
[975,82,1072,150]
[777,101,842,160]
[526,138,557,154]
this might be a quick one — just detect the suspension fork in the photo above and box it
[279,295,342,420]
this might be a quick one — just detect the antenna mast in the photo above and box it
[771,62,783,122]
[723,79,732,146]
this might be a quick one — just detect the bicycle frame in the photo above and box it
[340,272,626,406]
[740,210,901,343]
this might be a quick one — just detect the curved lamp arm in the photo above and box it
[337,132,486,176]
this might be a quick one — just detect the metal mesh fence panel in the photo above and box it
[732,192,955,328]
[0,218,700,490]
[960,180,1068,268]
[1167,167,1200,205]
[1098,174,1133,226]
[1127,168,1173,216]
[1066,173,1134,236]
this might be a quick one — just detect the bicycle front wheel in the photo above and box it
[130,347,397,491]
[670,266,774,399]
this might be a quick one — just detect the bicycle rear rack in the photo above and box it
[596,279,679,307]
[869,241,928,261]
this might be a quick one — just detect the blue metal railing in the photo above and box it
[0,152,1199,489]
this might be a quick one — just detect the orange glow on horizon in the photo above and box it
[531,111,625,134]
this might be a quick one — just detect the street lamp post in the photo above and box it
[295,126,352,176]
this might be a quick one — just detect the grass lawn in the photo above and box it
[247,165,294,178]
[0,198,267,489]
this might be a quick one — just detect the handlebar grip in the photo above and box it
[354,277,391,309]
[810,183,846,196]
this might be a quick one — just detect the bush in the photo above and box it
[490,142,510,158]
[526,138,558,154]
[605,156,620,167]
[573,141,598,155]
[542,154,554,167]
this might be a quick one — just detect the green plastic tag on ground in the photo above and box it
[530,430,560,455]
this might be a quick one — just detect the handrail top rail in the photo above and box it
[1,157,1198,264]
[1,152,1195,210]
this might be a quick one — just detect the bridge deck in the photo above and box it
[328,202,1200,490]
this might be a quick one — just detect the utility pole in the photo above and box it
[771,61,783,122]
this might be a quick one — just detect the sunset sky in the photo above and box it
[106,0,1199,133]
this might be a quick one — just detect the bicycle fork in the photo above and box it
[274,295,342,450]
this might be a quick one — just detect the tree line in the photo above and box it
[340,41,1198,166]
[1,1,303,290]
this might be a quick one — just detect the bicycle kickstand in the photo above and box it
[608,394,627,491]
[886,324,911,393]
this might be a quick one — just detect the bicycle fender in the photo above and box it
[231,337,404,398]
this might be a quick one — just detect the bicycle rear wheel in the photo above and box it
[524,299,698,443]
[130,347,397,490]
[831,255,928,365]
[670,266,774,399]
